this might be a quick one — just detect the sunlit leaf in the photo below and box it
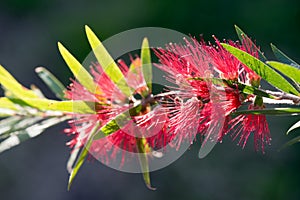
[58,42,97,93]
[0,97,18,110]
[0,116,69,154]
[35,67,66,99]
[5,117,42,133]
[0,116,22,137]
[85,25,131,97]
[6,98,96,114]
[68,122,100,190]
[267,61,300,84]
[0,117,43,139]
[141,38,152,93]
[234,25,267,62]
[66,142,82,173]
[137,138,155,190]
[287,120,300,135]
[221,43,299,95]
[0,66,38,98]
[270,44,300,67]
[93,111,131,139]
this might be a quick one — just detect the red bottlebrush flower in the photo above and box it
[65,58,169,166]
[155,36,270,152]
[229,103,271,152]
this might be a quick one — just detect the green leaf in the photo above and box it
[0,65,21,83]
[221,43,299,95]
[85,25,132,97]
[35,67,66,99]
[267,61,300,84]
[270,44,300,67]
[6,98,96,114]
[0,116,69,154]
[280,135,300,151]
[0,117,43,139]
[0,66,38,98]
[58,42,97,93]
[287,120,300,135]
[68,121,100,190]
[234,25,267,62]
[94,111,132,139]
[141,38,152,93]
[0,116,22,137]
[191,77,275,99]
[137,138,155,190]
[0,97,18,110]
[232,107,300,116]
[235,82,275,99]
[66,141,82,173]
[93,103,142,140]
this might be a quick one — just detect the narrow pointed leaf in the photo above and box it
[280,135,300,150]
[235,82,275,98]
[0,116,69,154]
[0,97,18,110]
[6,98,96,114]
[93,112,131,139]
[0,116,21,137]
[35,67,66,99]
[85,25,131,97]
[66,142,81,173]
[0,117,43,138]
[58,42,96,93]
[267,61,300,84]
[234,25,267,62]
[232,107,300,116]
[31,99,96,114]
[0,65,38,98]
[94,104,142,139]
[141,38,152,93]
[0,65,21,83]
[287,121,300,135]
[68,122,100,190]
[137,138,155,190]
[191,77,275,98]
[270,44,300,67]
[221,43,299,95]
[0,72,38,99]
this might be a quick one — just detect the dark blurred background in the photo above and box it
[1,0,300,199]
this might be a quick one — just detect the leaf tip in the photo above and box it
[57,42,66,54]
[85,25,92,33]
[142,37,149,46]
[146,184,156,191]
[270,43,276,49]
[35,66,44,73]
[57,41,62,48]
[67,172,74,191]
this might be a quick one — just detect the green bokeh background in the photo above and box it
[0,0,300,199]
